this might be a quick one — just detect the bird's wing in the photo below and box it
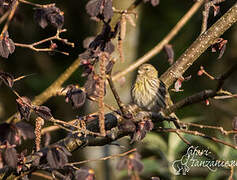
[156,80,167,108]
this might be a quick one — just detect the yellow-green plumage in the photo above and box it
[131,64,167,111]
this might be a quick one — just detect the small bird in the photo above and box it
[131,64,167,112]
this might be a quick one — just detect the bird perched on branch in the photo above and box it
[131,64,180,128]
[131,64,167,112]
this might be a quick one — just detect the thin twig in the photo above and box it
[41,112,100,135]
[13,73,36,82]
[175,131,191,145]
[216,63,237,91]
[161,2,237,88]
[88,96,119,113]
[164,63,237,115]
[41,125,61,135]
[201,66,216,80]
[112,0,204,82]
[68,148,136,166]
[0,10,10,25]
[41,100,120,135]
[228,166,234,180]
[15,169,37,180]
[4,0,174,123]
[201,0,210,34]
[31,172,53,180]
[164,89,215,115]
[53,122,75,133]
[214,94,237,99]
[48,118,101,136]
[18,0,55,8]
[201,0,226,34]
[107,75,127,115]
[0,0,19,38]
[179,122,237,135]
[157,128,237,150]
[15,46,69,55]
[112,7,137,17]
[105,58,128,117]
[41,119,78,135]
[15,29,74,55]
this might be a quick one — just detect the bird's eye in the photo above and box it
[145,68,149,71]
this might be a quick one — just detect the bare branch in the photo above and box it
[112,0,204,82]
[14,29,74,55]
[0,10,10,25]
[161,2,237,87]
[68,148,136,166]
[156,128,237,150]
[179,122,237,135]
[0,0,19,38]
[164,63,237,114]
[228,166,234,180]
[164,89,215,115]
[201,0,226,34]
[18,0,55,8]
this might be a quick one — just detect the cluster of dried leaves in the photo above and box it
[0,0,162,179]
[1,0,233,179]
[0,31,15,58]
[0,1,86,176]
[34,5,64,29]
[0,2,69,58]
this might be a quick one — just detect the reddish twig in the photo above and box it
[157,128,237,150]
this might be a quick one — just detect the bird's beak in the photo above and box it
[138,70,142,74]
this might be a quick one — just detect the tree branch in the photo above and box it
[112,0,204,82]
[156,127,237,150]
[0,0,19,38]
[164,89,215,115]
[164,62,237,114]
[14,29,74,55]
[7,57,81,123]
[160,2,237,87]
[23,105,174,165]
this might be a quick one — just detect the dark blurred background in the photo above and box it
[0,0,237,179]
